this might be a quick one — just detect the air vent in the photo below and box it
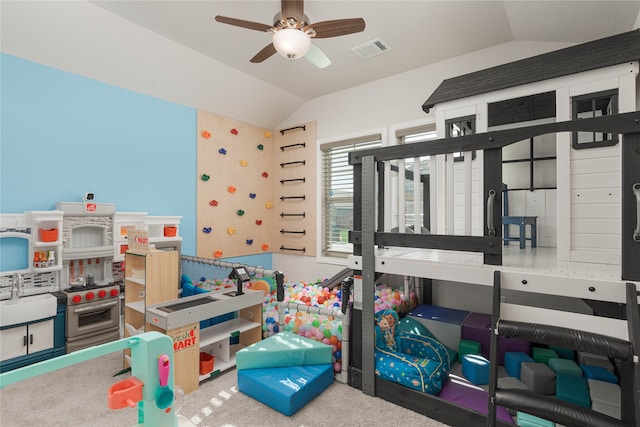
[351,38,390,59]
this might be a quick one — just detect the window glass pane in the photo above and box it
[572,90,618,149]
[321,136,381,256]
[446,116,476,161]
[397,126,436,231]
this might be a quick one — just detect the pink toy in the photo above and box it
[156,354,173,409]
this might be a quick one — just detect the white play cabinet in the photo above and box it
[145,288,263,394]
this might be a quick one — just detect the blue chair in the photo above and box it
[502,184,537,249]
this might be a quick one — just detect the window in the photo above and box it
[572,89,618,149]
[445,116,476,161]
[395,125,437,230]
[321,134,382,257]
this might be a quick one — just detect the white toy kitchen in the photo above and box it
[0,200,182,372]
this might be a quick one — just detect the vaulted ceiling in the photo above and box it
[91,1,640,100]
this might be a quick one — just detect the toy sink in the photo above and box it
[0,293,57,327]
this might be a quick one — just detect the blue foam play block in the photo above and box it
[505,352,535,379]
[237,364,334,416]
[462,354,490,385]
[580,364,618,384]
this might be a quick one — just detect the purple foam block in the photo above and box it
[438,377,514,424]
[462,312,531,365]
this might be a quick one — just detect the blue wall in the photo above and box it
[1,54,198,254]
[0,54,273,270]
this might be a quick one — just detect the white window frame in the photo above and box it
[316,130,384,264]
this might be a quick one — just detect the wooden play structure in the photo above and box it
[346,30,640,426]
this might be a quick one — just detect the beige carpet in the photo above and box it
[0,351,450,427]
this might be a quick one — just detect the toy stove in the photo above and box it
[55,200,120,353]
[62,283,120,353]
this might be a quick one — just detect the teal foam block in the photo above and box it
[531,347,558,365]
[556,381,591,408]
[236,331,332,370]
[548,358,582,377]
[548,346,575,360]
[556,373,587,390]
[516,412,556,427]
[238,364,334,416]
[458,339,482,362]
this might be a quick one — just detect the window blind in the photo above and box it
[321,134,382,256]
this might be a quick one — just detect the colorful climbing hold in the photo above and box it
[202,227,212,233]
[227,186,236,193]
[214,250,223,258]
[201,130,211,139]
[230,128,238,135]
[219,148,227,155]
[237,209,245,216]
[246,239,254,245]
[255,219,263,226]
[262,172,269,178]
[249,193,256,199]
[209,200,219,206]
[240,160,248,167]
[201,174,210,181]
[257,144,264,150]
[227,227,236,235]
[261,244,269,251]
[263,131,272,138]
[265,202,273,209]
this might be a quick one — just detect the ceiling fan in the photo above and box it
[215,0,365,68]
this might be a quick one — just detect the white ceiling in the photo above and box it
[89,1,640,101]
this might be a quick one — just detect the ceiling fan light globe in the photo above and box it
[273,28,311,60]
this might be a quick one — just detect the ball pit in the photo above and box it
[259,280,417,374]
[191,274,417,375]
[373,283,418,316]
[195,277,236,292]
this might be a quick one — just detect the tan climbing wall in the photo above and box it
[196,110,274,259]
[196,110,317,259]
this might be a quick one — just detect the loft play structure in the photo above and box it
[346,30,640,426]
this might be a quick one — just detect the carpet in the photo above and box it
[0,351,450,427]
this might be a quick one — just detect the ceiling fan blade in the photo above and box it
[281,0,304,25]
[215,15,272,32]
[250,43,277,63]
[308,18,366,39]
[306,43,331,69]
